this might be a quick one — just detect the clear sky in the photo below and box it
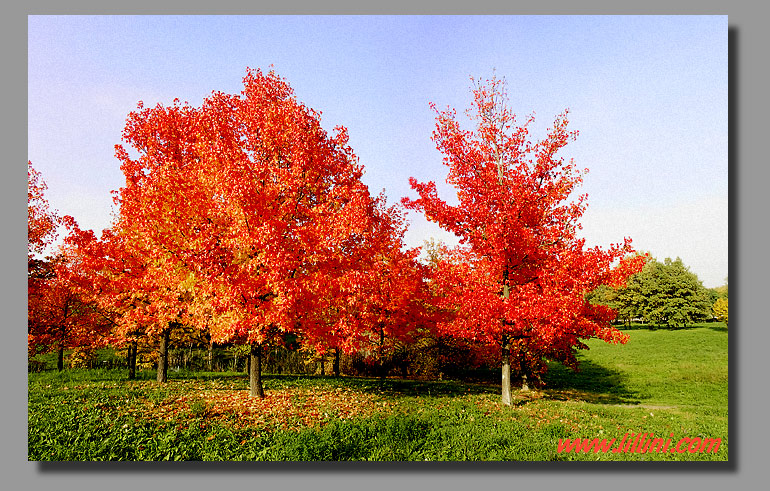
[27,15,728,287]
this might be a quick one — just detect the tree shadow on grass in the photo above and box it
[261,368,637,404]
[263,368,639,407]
[32,364,640,406]
[541,360,641,405]
[707,324,729,333]
[257,373,499,400]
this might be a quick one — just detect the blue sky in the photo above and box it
[27,15,728,287]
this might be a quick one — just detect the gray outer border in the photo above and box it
[7,1,761,490]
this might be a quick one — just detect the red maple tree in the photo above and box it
[28,243,111,371]
[27,162,88,370]
[304,196,434,376]
[63,219,195,381]
[113,68,387,396]
[403,77,645,404]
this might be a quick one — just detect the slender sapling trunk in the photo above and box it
[157,329,169,383]
[501,333,512,406]
[128,340,137,380]
[501,280,512,406]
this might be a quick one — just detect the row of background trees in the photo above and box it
[587,258,728,328]
[28,69,726,404]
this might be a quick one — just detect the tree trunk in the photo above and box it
[501,334,512,406]
[249,343,265,398]
[333,348,340,377]
[379,325,386,379]
[207,340,213,372]
[57,345,64,372]
[157,329,169,383]
[519,353,530,392]
[128,340,137,380]
[500,279,512,405]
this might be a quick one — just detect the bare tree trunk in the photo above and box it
[207,340,213,372]
[249,343,265,398]
[157,329,169,383]
[379,325,387,379]
[128,340,137,380]
[501,334,512,406]
[57,345,65,372]
[501,278,512,406]
[519,352,530,392]
[333,348,340,377]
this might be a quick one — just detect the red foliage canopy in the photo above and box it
[304,196,434,359]
[27,245,111,362]
[111,68,401,355]
[402,77,646,380]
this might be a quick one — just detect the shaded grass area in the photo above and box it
[544,359,639,405]
[29,325,728,461]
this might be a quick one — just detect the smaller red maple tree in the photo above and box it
[403,76,645,404]
[28,239,112,371]
[304,196,434,376]
[27,162,109,370]
[63,211,204,382]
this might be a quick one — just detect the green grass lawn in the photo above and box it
[28,324,728,461]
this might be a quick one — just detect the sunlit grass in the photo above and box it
[28,324,728,461]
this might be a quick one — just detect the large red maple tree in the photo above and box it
[113,68,386,396]
[403,77,645,405]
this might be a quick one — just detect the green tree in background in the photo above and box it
[710,277,728,301]
[585,253,648,327]
[603,257,712,328]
